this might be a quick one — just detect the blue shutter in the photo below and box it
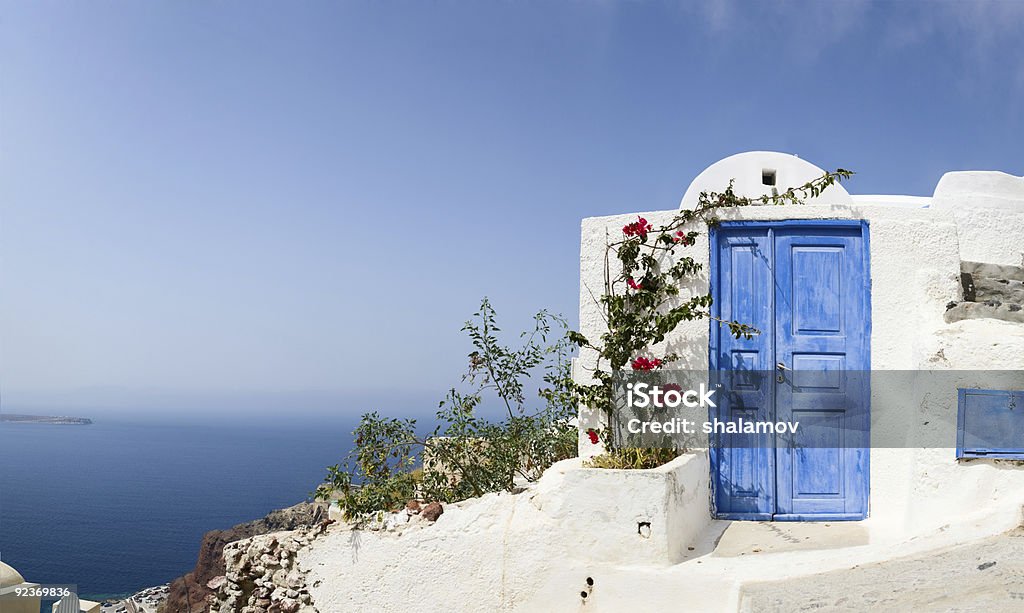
[957,389,1024,459]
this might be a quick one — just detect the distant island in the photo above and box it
[1,413,93,425]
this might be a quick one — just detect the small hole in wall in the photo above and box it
[638,521,652,538]
[586,577,594,586]
[580,591,588,599]
[762,169,776,186]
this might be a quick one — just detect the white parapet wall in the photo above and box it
[303,453,712,611]
[932,170,1024,267]
[529,452,712,566]
[296,437,1024,612]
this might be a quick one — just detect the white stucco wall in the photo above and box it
[578,203,964,451]
[305,453,713,612]
[299,438,1024,612]
[577,180,1024,542]
[932,170,1024,267]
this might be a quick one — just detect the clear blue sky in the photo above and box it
[2,1,1022,417]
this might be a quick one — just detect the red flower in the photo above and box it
[663,383,682,393]
[622,216,653,240]
[630,356,662,371]
[673,231,693,246]
[626,277,643,290]
[586,429,600,444]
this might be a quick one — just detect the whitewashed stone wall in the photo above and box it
[933,171,1024,267]
[292,453,709,611]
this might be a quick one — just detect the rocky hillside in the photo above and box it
[159,502,326,613]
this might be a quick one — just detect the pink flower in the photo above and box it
[673,231,693,246]
[586,429,600,444]
[626,277,643,290]
[622,216,653,240]
[630,356,662,371]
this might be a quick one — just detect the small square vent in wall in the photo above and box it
[761,169,777,186]
[957,388,1024,459]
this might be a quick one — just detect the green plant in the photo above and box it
[319,171,858,517]
[316,298,578,522]
[582,447,680,470]
[570,170,854,458]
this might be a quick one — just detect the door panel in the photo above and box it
[711,230,774,519]
[773,229,869,519]
[711,222,870,521]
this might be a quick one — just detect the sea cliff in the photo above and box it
[158,502,326,613]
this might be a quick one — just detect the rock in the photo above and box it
[165,501,325,613]
[384,511,410,530]
[207,575,227,590]
[286,570,304,589]
[421,502,444,522]
[960,272,976,301]
[272,568,288,585]
[949,263,1024,324]
[406,500,422,513]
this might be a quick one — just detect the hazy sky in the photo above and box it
[2,1,1022,416]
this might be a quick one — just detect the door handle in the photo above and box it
[776,362,788,371]
[776,362,788,383]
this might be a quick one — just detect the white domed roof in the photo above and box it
[679,151,852,209]
[0,561,26,588]
[932,170,1024,211]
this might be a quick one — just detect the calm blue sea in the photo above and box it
[0,417,360,600]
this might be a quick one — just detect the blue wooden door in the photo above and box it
[711,221,870,521]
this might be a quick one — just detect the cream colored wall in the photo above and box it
[0,584,41,613]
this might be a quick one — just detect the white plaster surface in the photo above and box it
[850,194,931,208]
[575,183,1024,573]
[578,203,965,456]
[298,461,1024,612]
[738,527,1024,611]
[932,170,1024,266]
[678,152,852,210]
[303,453,712,611]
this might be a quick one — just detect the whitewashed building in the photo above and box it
[576,151,1024,538]
[292,153,1024,611]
